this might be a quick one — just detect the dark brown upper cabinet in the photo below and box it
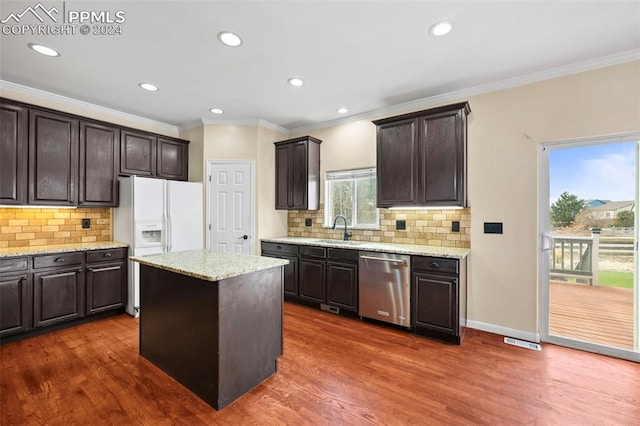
[28,109,79,206]
[373,102,470,208]
[157,137,188,180]
[0,101,28,205]
[120,131,189,181]
[274,136,321,210]
[79,121,120,207]
[120,130,156,177]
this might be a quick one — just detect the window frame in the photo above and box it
[323,167,379,230]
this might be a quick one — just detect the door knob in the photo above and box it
[239,235,249,240]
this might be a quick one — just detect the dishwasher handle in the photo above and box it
[360,255,408,266]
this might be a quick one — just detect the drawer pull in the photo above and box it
[277,245,282,250]
[103,253,112,257]
[54,257,65,263]
[430,261,439,268]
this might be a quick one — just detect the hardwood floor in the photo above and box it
[549,280,633,349]
[2,302,639,425]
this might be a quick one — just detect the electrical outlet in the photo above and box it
[484,222,503,234]
[396,220,406,230]
[305,218,312,227]
[82,218,91,229]
[452,221,460,232]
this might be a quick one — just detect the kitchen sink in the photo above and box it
[314,239,366,246]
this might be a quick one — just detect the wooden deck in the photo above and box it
[549,280,635,350]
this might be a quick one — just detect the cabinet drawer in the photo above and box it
[33,252,84,269]
[87,248,128,263]
[261,242,298,255]
[0,257,28,273]
[412,256,458,275]
[327,248,358,262]
[300,245,326,259]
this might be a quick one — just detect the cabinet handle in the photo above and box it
[103,253,112,257]
[430,261,439,268]
[54,257,65,263]
[277,245,282,250]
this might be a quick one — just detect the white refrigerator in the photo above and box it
[114,176,204,316]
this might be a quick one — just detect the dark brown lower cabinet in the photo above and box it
[325,248,358,313]
[264,243,359,314]
[85,248,128,315]
[33,267,85,328]
[1,248,128,342]
[299,257,325,303]
[412,255,466,344]
[261,243,299,298]
[0,272,32,337]
[414,273,457,333]
[86,261,127,314]
[279,255,299,297]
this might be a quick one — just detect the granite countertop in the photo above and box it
[261,237,469,259]
[0,241,129,258]
[130,249,289,282]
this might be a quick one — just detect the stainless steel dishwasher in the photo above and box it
[358,252,411,328]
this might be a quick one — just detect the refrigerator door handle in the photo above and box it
[166,215,171,252]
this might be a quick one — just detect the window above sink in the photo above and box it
[324,168,379,229]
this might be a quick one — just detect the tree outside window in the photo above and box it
[325,168,378,228]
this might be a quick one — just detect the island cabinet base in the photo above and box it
[139,264,283,410]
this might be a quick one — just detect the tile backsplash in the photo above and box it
[0,208,111,248]
[288,204,470,248]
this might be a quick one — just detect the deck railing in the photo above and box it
[550,232,600,285]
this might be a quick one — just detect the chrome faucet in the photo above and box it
[332,215,353,240]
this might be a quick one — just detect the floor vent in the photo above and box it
[504,337,542,351]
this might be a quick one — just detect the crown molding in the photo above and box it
[186,116,290,134]
[257,119,290,135]
[177,118,206,132]
[288,49,640,134]
[0,80,180,135]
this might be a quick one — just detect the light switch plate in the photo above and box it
[484,222,503,234]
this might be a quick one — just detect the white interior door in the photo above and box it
[207,161,253,254]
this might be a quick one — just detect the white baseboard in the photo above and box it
[466,320,540,343]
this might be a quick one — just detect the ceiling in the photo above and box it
[1,1,639,132]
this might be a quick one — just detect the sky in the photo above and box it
[549,142,638,203]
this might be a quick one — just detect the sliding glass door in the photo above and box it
[540,135,639,361]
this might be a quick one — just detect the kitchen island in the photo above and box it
[130,249,288,410]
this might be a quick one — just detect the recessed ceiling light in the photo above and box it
[217,31,242,47]
[28,43,60,57]
[138,82,159,92]
[288,77,304,87]
[337,107,348,114]
[429,21,452,37]
[209,108,224,114]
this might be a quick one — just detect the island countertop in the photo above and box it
[261,237,469,259]
[130,249,289,282]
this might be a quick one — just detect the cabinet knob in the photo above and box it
[430,261,439,268]
[277,245,282,249]
[54,257,65,263]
